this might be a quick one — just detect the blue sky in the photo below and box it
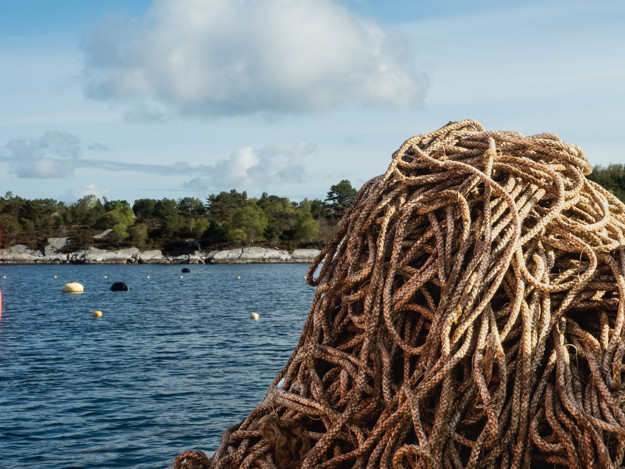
[0,0,623,203]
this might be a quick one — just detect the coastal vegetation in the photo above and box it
[0,180,358,255]
[2,164,623,256]
[587,163,625,203]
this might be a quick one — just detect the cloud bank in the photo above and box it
[81,0,427,117]
[184,142,314,191]
[0,130,313,192]
[0,130,90,178]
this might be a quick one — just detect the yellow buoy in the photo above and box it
[93,310,103,318]
[104,275,108,279]
[250,312,260,320]
[180,275,184,279]
[147,276,150,279]
[62,282,84,293]
[54,275,58,279]
[237,276,241,280]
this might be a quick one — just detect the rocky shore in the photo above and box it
[0,238,321,265]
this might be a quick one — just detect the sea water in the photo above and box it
[0,264,315,468]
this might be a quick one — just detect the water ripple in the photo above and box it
[0,264,314,468]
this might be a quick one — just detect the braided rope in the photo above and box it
[205,120,625,468]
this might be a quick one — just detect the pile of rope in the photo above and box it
[203,120,625,468]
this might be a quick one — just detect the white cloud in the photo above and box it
[25,158,75,179]
[38,130,82,158]
[181,142,315,192]
[182,177,210,193]
[209,142,313,188]
[81,0,427,117]
[214,147,261,185]
[72,183,110,200]
[0,130,82,178]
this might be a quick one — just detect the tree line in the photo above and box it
[2,164,624,255]
[0,180,358,254]
[587,164,625,203]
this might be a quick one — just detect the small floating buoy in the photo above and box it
[181,268,190,273]
[110,282,129,291]
[250,312,260,320]
[54,275,58,279]
[62,282,84,293]
[179,275,184,279]
[93,310,103,318]
[146,276,150,279]
[104,275,108,279]
[237,276,241,280]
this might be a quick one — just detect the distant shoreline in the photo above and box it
[0,245,321,265]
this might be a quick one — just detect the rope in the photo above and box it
[201,120,625,468]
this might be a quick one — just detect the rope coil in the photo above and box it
[202,120,625,468]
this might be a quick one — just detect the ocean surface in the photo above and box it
[0,264,316,468]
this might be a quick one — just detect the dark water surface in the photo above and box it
[0,264,315,468]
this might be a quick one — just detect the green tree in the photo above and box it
[309,198,327,219]
[155,198,179,219]
[95,209,125,229]
[295,211,319,243]
[588,164,625,202]
[258,193,296,216]
[231,204,267,243]
[116,201,135,225]
[207,190,248,222]
[206,190,250,242]
[21,218,35,231]
[0,213,22,236]
[111,222,129,243]
[263,220,282,243]
[227,228,247,244]
[69,195,104,227]
[161,214,184,237]
[0,192,24,219]
[178,197,206,216]
[129,223,149,248]
[21,198,63,230]
[133,199,157,220]
[187,218,210,237]
[325,179,357,218]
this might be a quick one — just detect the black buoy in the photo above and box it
[110,282,129,291]
[181,268,191,273]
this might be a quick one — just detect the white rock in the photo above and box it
[104,248,141,264]
[137,249,165,263]
[93,229,112,239]
[47,252,69,263]
[0,245,41,263]
[210,247,291,264]
[188,251,204,264]
[83,248,110,263]
[47,237,69,250]
[290,249,321,262]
